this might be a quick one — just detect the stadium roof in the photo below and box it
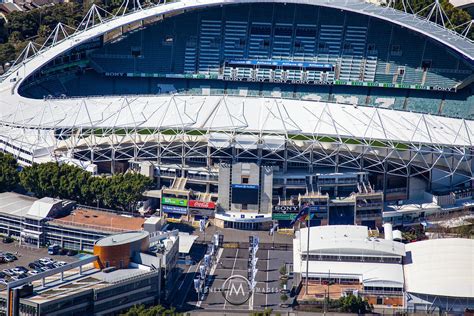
[0,0,473,88]
[404,238,474,298]
[297,225,406,257]
[1,95,471,148]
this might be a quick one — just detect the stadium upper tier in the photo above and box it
[0,0,473,142]
[8,0,473,120]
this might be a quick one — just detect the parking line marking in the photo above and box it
[265,249,269,308]
[223,248,239,310]
[178,260,201,307]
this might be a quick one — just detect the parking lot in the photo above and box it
[188,247,294,312]
[0,242,79,287]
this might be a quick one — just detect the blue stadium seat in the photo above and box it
[406,90,443,115]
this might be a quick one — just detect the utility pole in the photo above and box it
[304,205,314,295]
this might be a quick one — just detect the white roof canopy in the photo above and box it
[404,238,474,298]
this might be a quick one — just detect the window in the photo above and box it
[163,35,174,44]
[131,47,141,57]
[391,45,402,56]
[367,43,377,54]
[343,42,352,52]
[242,177,249,184]
[422,60,432,69]
[398,67,405,76]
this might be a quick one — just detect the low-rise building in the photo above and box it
[46,208,146,251]
[293,225,405,308]
[0,192,162,251]
[403,238,474,314]
[1,230,181,315]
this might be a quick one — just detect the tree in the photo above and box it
[279,264,287,276]
[120,304,180,316]
[0,43,15,71]
[0,152,19,192]
[19,162,152,211]
[337,294,372,314]
[393,0,473,39]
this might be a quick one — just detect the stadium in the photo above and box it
[0,0,473,228]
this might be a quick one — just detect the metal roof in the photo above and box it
[404,238,474,298]
[297,225,406,257]
[95,231,149,246]
[0,95,471,147]
[0,192,37,218]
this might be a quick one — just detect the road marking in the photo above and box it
[178,260,201,307]
[195,248,223,308]
[178,263,194,291]
[265,249,269,308]
[223,248,239,310]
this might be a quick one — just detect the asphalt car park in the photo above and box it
[0,242,78,288]
[188,247,294,312]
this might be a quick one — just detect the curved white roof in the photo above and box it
[299,225,406,257]
[0,0,472,150]
[95,231,149,246]
[0,94,471,147]
[404,238,474,298]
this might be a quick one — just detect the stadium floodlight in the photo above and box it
[10,41,40,69]
[39,23,76,51]
[416,0,454,29]
[458,20,474,40]
[114,0,144,17]
[76,4,114,33]
[386,0,414,14]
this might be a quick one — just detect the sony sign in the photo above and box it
[272,205,299,213]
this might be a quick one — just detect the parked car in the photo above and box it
[0,272,6,279]
[28,262,41,269]
[48,244,60,255]
[39,258,53,265]
[45,263,55,269]
[67,250,78,256]
[5,253,17,260]
[2,236,14,244]
[15,266,28,273]
[59,248,68,256]
[28,270,39,276]
[0,279,8,286]
[12,268,26,275]
[2,269,15,276]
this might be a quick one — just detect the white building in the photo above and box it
[404,238,474,314]
[293,225,405,307]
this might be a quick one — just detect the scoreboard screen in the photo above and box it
[231,184,259,204]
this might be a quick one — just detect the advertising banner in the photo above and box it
[162,204,187,215]
[188,200,216,210]
[162,197,188,207]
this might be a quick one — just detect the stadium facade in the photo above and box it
[0,0,473,229]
